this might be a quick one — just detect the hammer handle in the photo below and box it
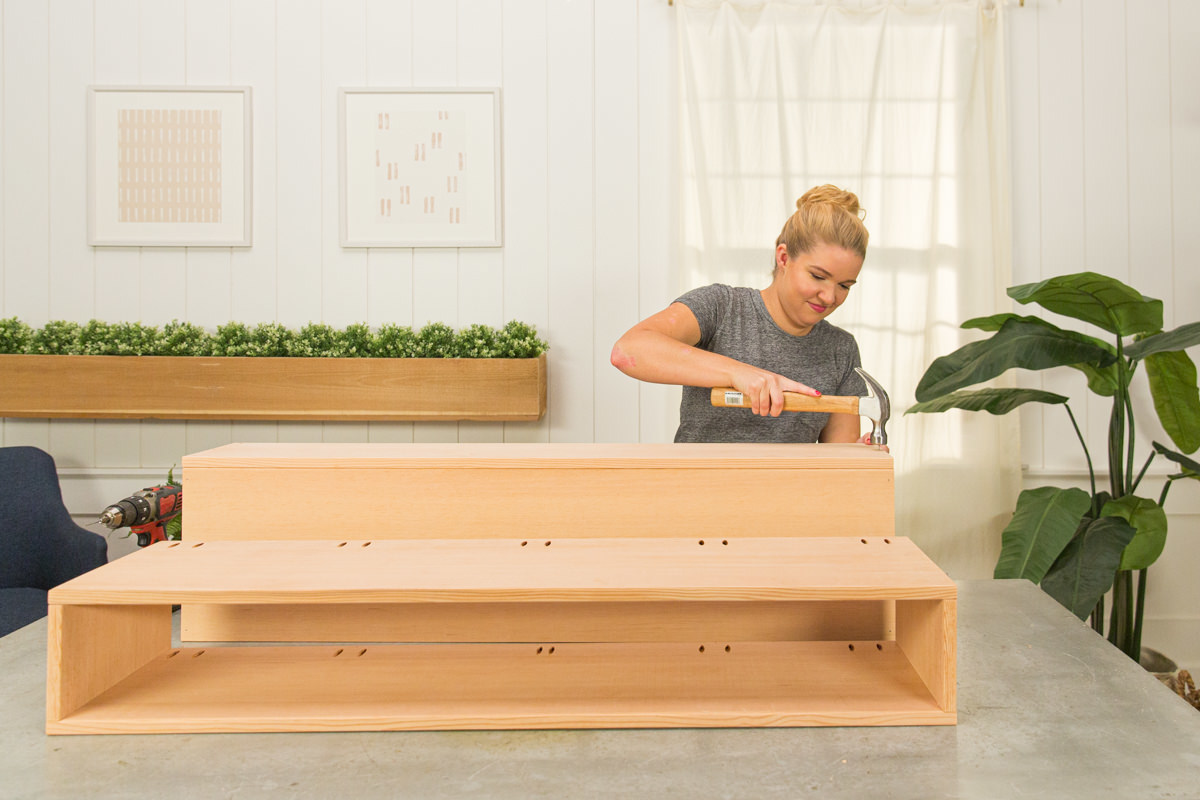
[710,388,861,415]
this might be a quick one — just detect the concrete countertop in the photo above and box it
[3,580,1198,799]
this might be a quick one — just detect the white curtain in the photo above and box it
[677,0,1020,578]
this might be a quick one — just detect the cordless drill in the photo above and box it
[98,485,182,547]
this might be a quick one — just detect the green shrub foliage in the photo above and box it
[0,319,546,358]
[0,317,32,354]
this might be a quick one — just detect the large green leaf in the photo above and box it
[1040,516,1137,620]
[1124,321,1200,359]
[1152,441,1200,480]
[1102,495,1169,571]
[960,314,1120,394]
[906,388,1069,416]
[1144,349,1200,454]
[915,318,1116,401]
[1007,272,1163,336]
[994,487,1091,583]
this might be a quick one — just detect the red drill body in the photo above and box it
[98,485,182,547]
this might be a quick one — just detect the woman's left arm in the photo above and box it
[818,412,863,444]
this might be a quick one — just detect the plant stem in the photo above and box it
[1133,568,1147,661]
[1092,595,1106,636]
[1109,338,1128,498]
[1124,389,1137,497]
[1158,478,1173,507]
[1130,451,1156,496]
[1064,404,1097,500]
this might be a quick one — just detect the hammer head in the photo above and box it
[854,367,890,446]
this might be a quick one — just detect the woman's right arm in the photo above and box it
[610,302,819,417]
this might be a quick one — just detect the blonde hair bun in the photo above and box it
[775,184,869,264]
[797,185,862,219]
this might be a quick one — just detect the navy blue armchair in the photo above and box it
[0,446,108,637]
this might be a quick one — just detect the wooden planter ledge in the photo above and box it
[0,353,546,422]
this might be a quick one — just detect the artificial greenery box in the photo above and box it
[0,319,547,422]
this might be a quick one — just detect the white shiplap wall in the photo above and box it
[1,0,1197,661]
[0,0,678,546]
[1008,0,1200,665]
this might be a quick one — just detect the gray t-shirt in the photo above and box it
[673,284,866,443]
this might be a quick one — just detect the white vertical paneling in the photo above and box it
[320,0,370,444]
[138,1,193,468]
[138,0,188,327]
[1,0,51,450]
[364,0,415,445]
[275,0,326,447]
[457,0,505,444]
[275,0,323,328]
[184,0,233,329]
[637,0,678,443]
[1126,0,1174,320]
[1036,0,1088,474]
[1171,1,1200,331]
[90,0,142,468]
[594,0,640,443]
[411,0,460,444]
[1007,4,1043,471]
[229,0,281,446]
[546,0,595,443]
[45,0,97,466]
[1080,0,1132,468]
[231,0,278,324]
[500,0,549,443]
[321,0,368,330]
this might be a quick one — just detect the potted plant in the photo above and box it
[0,318,548,422]
[907,272,1200,662]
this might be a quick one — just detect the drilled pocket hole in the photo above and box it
[876,643,883,651]
[193,650,206,658]
[337,542,347,548]
[721,540,728,546]
[333,649,344,657]
[548,647,555,654]
[168,650,180,658]
[192,542,205,548]
[521,541,528,547]
[358,649,367,657]
[544,541,552,547]
[168,542,181,548]
[361,542,371,548]
[884,539,891,544]
[698,645,706,653]
[537,647,544,654]
[698,540,705,545]
[725,645,731,653]
[848,644,855,652]
[860,539,868,544]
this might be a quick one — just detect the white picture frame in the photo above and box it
[339,88,502,248]
[88,86,252,247]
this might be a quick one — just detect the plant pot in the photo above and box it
[0,353,546,422]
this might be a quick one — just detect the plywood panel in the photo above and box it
[56,537,949,605]
[182,442,892,540]
[49,641,952,734]
[183,599,894,643]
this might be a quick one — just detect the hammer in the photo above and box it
[710,367,891,445]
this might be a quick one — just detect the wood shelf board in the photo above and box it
[0,354,546,421]
[180,599,895,643]
[51,538,955,605]
[49,641,954,734]
[183,441,893,469]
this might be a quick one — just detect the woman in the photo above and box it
[611,185,872,444]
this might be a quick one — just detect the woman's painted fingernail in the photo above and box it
[814,390,821,396]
